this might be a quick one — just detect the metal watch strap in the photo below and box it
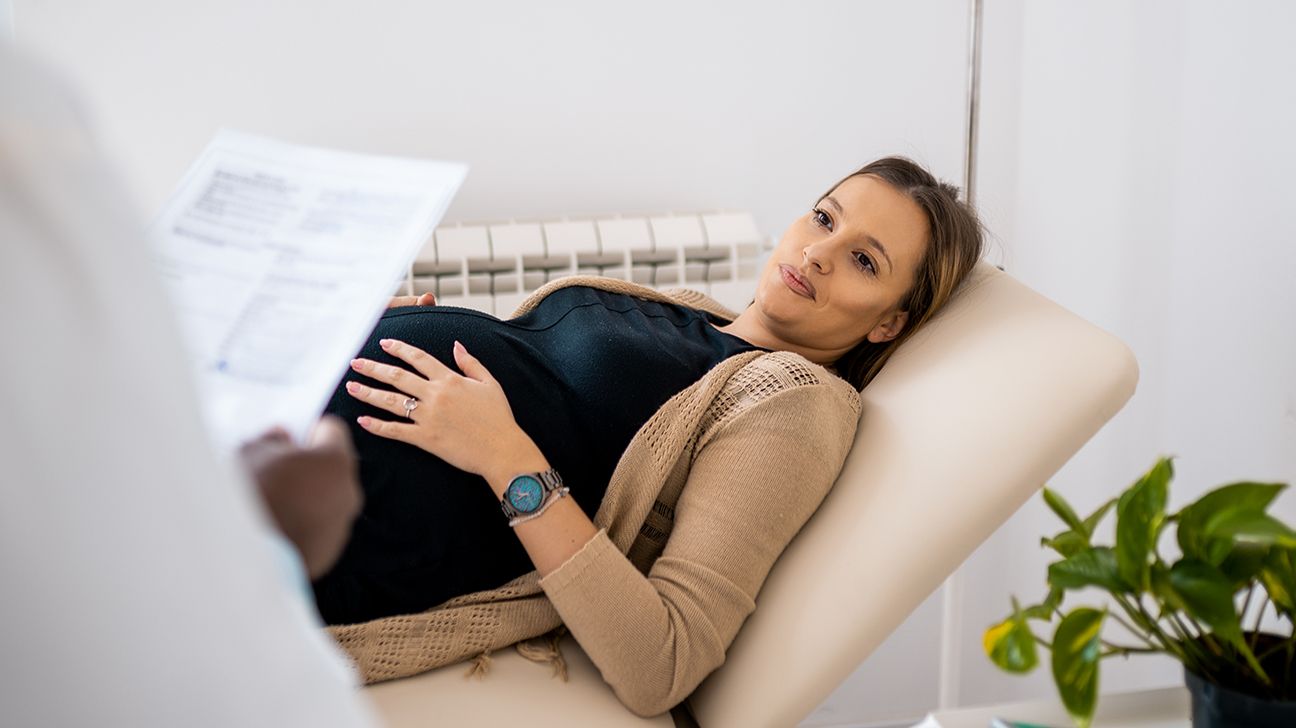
[508,486,570,527]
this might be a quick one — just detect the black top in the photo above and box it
[313,286,764,625]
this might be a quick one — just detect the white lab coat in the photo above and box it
[0,46,376,727]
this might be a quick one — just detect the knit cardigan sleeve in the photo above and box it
[537,380,858,716]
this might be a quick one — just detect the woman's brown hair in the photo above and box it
[829,157,985,389]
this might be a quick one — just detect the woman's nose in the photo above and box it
[802,240,832,273]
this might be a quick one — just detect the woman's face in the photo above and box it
[749,174,930,362]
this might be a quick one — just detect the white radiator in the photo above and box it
[404,211,773,316]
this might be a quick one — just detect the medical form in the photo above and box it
[150,130,467,451]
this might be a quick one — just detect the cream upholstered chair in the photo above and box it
[363,262,1139,727]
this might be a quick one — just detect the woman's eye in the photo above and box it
[811,208,833,231]
[854,251,876,275]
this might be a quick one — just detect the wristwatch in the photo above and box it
[500,468,565,521]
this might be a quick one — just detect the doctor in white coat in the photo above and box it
[0,45,377,727]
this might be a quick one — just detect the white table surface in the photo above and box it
[921,686,1190,728]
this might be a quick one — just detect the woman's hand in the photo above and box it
[386,292,437,309]
[351,342,596,581]
[346,339,541,478]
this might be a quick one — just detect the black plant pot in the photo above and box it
[1185,668,1296,728]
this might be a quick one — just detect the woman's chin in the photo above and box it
[754,302,803,332]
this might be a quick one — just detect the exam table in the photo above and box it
[363,260,1139,727]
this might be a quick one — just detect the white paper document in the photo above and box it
[151,130,467,451]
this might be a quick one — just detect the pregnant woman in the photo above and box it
[316,156,984,716]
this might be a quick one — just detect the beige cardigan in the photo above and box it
[328,277,862,716]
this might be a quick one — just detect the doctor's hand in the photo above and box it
[239,417,364,579]
[387,292,437,308]
[346,339,542,478]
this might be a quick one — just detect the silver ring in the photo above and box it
[403,396,419,418]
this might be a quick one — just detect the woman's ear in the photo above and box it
[865,310,910,344]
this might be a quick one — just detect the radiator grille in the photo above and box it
[404,211,772,315]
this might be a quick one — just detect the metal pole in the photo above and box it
[962,0,984,207]
[939,0,984,712]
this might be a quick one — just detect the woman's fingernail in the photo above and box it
[350,358,363,369]
[357,416,370,427]
[454,340,465,353]
[379,338,393,349]
[345,381,359,393]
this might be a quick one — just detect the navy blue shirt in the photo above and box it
[313,286,763,625]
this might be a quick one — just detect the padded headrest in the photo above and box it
[690,262,1139,728]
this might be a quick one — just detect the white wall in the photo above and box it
[961,0,1296,708]
[11,0,969,239]
[12,2,973,725]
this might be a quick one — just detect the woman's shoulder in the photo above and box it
[736,350,861,404]
[695,350,861,439]
[654,286,740,322]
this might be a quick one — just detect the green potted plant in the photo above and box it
[983,458,1296,728]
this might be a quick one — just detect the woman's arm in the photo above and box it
[537,383,857,716]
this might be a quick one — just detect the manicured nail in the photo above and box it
[350,358,363,369]
[345,381,360,393]
[356,416,370,427]
[454,340,465,353]
[380,338,393,349]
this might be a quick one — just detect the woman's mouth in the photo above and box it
[779,264,816,300]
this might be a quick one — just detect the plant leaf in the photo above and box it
[1167,559,1243,642]
[1082,497,1118,537]
[1051,608,1105,728]
[1044,585,1064,613]
[1049,547,1131,594]
[1115,459,1171,591]
[1209,512,1296,549]
[1167,558,1269,682]
[1044,487,1088,536]
[1260,548,1296,618]
[1176,482,1286,564]
[1217,541,1270,589]
[984,601,1039,674]
[1150,562,1187,615]
[1187,508,1293,581]
[1042,530,1089,558]
[1022,587,1066,621]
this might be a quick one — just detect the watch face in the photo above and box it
[506,475,545,513]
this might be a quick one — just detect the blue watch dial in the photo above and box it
[506,475,545,513]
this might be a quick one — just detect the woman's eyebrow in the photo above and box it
[824,195,893,274]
